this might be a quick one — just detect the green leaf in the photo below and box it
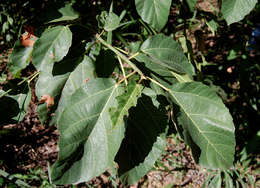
[2,22,9,33]
[186,0,197,12]
[170,71,192,83]
[37,103,49,124]
[116,90,168,185]
[139,34,194,76]
[36,72,69,99]
[206,20,218,36]
[168,82,235,169]
[47,2,79,23]
[0,74,7,83]
[51,79,125,184]
[104,12,120,31]
[221,0,257,25]
[208,172,222,188]
[8,40,34,77]
[110,81,143,128]
[0,81,31,125]
[135,0,172,31]
[224,171,234,188]
[53,56,96,124]
[32,26,72,71]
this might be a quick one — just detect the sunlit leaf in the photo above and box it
[168,82,235,169]
[104,12,120,31]
[139,34,194,76]
[53,56,96,124]
[8,40,33,77]
[135,0,172,31]
[110,81,143,128]
[51,79,125,184]
[221,0,257,25]
[32,26,72,71]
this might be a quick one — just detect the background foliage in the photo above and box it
[0,0,259,187]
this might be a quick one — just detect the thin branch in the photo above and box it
[117,55,128,86]
[0,71,39,99]
[129,52,140,60]
[114,47,128,55]
[145,76,170,92]
[96,33,144,77]
[117,71,137,85]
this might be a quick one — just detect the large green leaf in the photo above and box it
[52,56,96,124]
[135,53,178,89]
[0,81,31,125]
[221,0,257,25]
[8,40,33,77]
[139,34,194,76]
[167,82,235,169]
[116,89,168,185]
[51,79,125,184]
[135,0,172,31]
[130,41,177,93]
[36,72,69,99]
[35,56,89,124]
[32,26,72,71]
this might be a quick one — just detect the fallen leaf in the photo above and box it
[40,94,54,108]
[25,26,35,35]
[227,66,235,74]
[20,27,36,47]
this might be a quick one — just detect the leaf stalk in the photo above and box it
[96,33,144,77]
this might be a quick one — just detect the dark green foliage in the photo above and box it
[0,0,259,187]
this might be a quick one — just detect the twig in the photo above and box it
[96,33,144,77]
[0,71,39,98]
[117,55,128,86]
[117,71,136,85]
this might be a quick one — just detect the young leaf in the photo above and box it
[104,12,120,32]
[139,34,194,76]
[8,40,34,77]
[51,79,125,184]
[32,26,72,71]
[168,82,235,169]
[116,90,168,185]
[221,0,257,25]
[135,0,172,31]
[110,81,143,128]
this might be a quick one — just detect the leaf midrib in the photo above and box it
[60,83,118,148]
[169,89,231,166]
